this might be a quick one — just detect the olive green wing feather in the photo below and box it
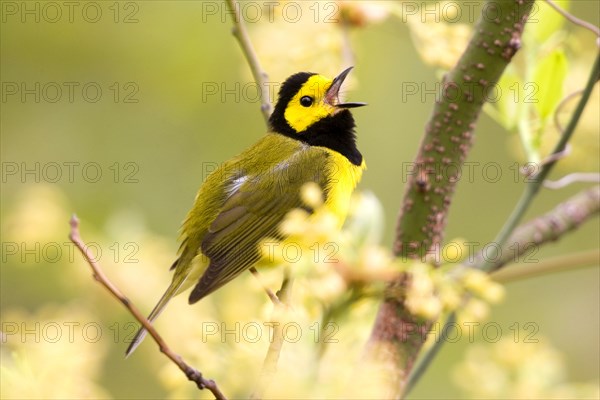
[188,149,330,303]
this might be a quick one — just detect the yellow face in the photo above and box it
[284,75,336,133]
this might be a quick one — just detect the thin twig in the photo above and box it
[520,145,571,177]
[68,215,227,400]
[492,249,599,283]
[544,172,600,189]
[538,144,571,167]
[340,20,355,68]
[545,0,600,38]
[250,266,281,305]
[403,313,456,396]
[407,252,600,394]
[406,183,600,394]
[251,269,294,399]
[481,54,600,272]
[225,0,272,123]
[554,89,584,133]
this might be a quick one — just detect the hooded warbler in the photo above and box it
[126,67,366,356]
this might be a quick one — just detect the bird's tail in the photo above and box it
[125,273,187,357]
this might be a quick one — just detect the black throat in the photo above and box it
[269,109,363,167]
[268,71,363,166]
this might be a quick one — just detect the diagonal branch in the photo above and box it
[480,53,599,272]
[392,1,534,259]
[68,215,227,400]
[406,184,600,395]
[404,48,599,395]
[482,185,600,271]
[225,0,272,123]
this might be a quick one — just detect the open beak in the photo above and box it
[324,66,367,109]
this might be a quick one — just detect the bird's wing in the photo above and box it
[188,147,330,303]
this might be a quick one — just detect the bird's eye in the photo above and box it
[300,96,313,107]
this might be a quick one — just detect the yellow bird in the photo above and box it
[126,67,366,356]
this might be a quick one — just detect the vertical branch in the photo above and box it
[251,271,294,399]
[225,0,272,123]
[367,1,535,396]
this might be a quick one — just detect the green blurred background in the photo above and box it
[1,1,598,398]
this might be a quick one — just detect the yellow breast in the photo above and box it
[323,148,366,225]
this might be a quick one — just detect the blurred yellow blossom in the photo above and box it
[400,1,472,70]
[402,260,504,322]
[279,208,311,237]
[300,181,324,209]
[1,304,110,399]
[338,1,393,27]
[1,184,71,249]
[461,269,505,303]
[454,336,600,399]
[261,187,506,325]
[442,238,468,263]
[248,1,393,88]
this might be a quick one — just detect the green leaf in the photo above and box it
[526,0,570,44]
[532,49,568,119]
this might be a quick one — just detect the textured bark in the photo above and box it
[367,1,536,395]
[482,185,600,271]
